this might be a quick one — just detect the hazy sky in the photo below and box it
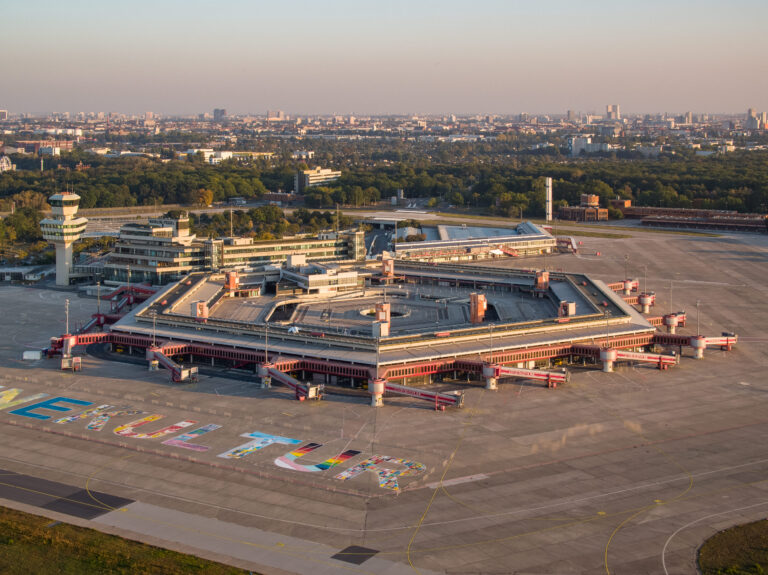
[2,0,766,115]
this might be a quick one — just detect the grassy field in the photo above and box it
[0,505,249,575]
[698,519,768,574]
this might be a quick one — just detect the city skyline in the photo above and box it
[1,0,767,115]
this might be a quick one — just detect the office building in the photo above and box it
[606,104,621,120]
[568,136,615,156]
[294,167,342,194]
[746,108,762,130]
[100,213,365,285]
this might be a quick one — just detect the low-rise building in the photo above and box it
[393,222,556,262]
[568,136,616,156]
[558,194,609,221]
[0,155,15,172]
[291,150,315,160]
[16,140,74,154]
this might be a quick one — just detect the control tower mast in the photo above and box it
[40,191,88,286]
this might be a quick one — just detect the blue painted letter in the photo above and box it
[9,396,92,420]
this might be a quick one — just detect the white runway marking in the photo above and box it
[427,473,488,489]
[661,500,768,575]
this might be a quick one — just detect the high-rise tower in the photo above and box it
[40,191,88,286]
[545,177,553,222]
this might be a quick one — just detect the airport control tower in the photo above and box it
[40,191,88,286]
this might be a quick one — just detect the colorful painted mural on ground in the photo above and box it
[0,388,50,412]
[53,404,145,431]
[335,455,427,491]
[8,396,91,420]
[86,409,144,431]
[115,416,197,439]
[162,423,222,452]
[53,404,114,424]
[0,386,427,491]
[274,442,361,473]
[218,431,303,459]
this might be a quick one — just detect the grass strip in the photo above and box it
[698,518,768,575]
[0,505,250,575]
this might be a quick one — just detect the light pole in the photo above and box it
[264,321,269,364]
[393,220,397,250]
[489,323,494,364]
[696,299,701,336]
[126,264,131,306]
[670,278,673,314]
[65,298,70,335]
[642,264,648,295]
[624,254,629,280]
[669,273,679,314]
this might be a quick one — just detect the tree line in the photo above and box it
[2,143,768,223]
[190,206,355,240]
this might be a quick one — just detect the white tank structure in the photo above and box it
[638,292,656,313]
[690,336,707,359]
[370,378,385,407]
[40,192,88,286]
[600,348,617,372]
